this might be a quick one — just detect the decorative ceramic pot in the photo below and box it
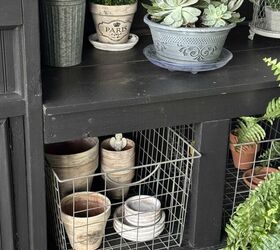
[41,0,86,67]
[265,6,280,32]
[90,2,137,44]
[144,14,235,63]
[229,133,259,170]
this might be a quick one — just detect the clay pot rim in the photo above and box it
[45,137,99,158]
[101,138,135,153]
[90,1,137,14]
[229,132,259,153]
[243,167,279,189]
[61,192,111,222]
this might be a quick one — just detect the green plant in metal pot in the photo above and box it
[142,0,244,65]
[89,0,138,45]
[225,171,280,250]
[229,57,280,169]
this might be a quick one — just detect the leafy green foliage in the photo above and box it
[143,0,244,28]
[225,171,280,250]
[91,0,136,5]
[235,58,280,144]
[259,141,280,167]
[263,57,280,85]
[235,117,266,144]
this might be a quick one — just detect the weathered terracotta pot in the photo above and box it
[90,2,137,44]
[45,137,99,197]
[243,167,278,189]
[229,133,259,170]
[101,138,135,199]
[61,192,111,250]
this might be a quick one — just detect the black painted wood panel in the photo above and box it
[0,119,16,250]
[0,28,21,94]
[0,0,22,27]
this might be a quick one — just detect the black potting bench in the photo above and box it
[1,1,280,250]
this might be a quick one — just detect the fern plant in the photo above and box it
[234,58,280,144]
[259,141,280,167]
[225,171,280,250]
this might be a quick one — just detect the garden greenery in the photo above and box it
[143,0,245,28]
[234,58,280,144]
[225,171,280,250]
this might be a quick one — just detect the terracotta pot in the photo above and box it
[61,192,111,250]
[101,138,135,199]
[45,137,99,197]
[90,2,137,44]
[229,133,259,170]
[243,167,278,189]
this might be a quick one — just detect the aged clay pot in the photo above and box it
[61,192,111,250]
[229,132,259,170]
[243,167,278,189]
[45,137,99,197]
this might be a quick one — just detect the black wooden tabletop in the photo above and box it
[42,26,280,143]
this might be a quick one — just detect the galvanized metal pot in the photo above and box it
[265,7,280,33]
[144,14,235,63]
[90,2,137,44]
[41,0,86,67]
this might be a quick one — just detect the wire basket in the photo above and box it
[46,125,201,250]
[223,119,280,222]
[249,0,280,40]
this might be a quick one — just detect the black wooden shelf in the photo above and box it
[42,26,280,144]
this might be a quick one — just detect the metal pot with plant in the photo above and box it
[229,57,280,170]
[142,0,244,71]
[265,0,280,32]
[225,171,280,249]
[89,0,138,45]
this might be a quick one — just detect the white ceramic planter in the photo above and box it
[144,14,235,63]
[90,2,137,44]
[265,6,280,32]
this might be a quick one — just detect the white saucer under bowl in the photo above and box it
[88,33,139,52]
[143,44,233,74]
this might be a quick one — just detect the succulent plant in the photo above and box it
[201,0,244,27]
[110,133,127,151]
[143,0,201,28]
[143,0,244,27]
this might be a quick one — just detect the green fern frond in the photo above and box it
[236,117,266,143]
[259,141,280,167]
[262,97,280,124]
[263,57,280,84]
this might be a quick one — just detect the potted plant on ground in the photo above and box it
[265,0,280,32]
[229,57,280,169]
[142,0,244,69]
[225,171,280,249]
[89,0,138,50]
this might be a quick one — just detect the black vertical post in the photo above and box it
[0,119,15,250]
[187,119,230,248]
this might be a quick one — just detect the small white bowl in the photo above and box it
[88,33,139,52]
[124,195,161,226]
[113,205,165,242]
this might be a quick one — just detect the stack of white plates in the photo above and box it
[113,195,165,242]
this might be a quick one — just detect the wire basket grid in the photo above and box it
[46,125,201,250]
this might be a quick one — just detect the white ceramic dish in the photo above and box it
[113,205,165,242]
[88,33,139,51]
[124,195,161,226]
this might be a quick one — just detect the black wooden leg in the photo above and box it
[187,119,230,248]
